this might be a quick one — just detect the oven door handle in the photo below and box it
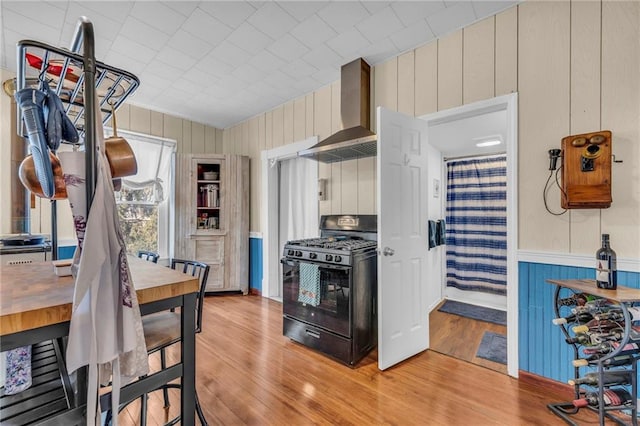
[280,258,351,271]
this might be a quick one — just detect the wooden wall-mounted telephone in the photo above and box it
[561,130,612,209]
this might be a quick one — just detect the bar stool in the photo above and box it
[106,258,209,425]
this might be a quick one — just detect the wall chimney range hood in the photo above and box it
[299,58,376,163]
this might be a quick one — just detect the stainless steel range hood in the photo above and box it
[299,58,376,163]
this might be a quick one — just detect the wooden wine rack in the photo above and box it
[546,279,640,426]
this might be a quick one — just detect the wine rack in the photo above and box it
[546,279,640,426]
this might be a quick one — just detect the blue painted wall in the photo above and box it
[519,261,640,383]
[58,245,76,260]
[249,237,263,293]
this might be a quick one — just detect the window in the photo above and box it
[109,128,176,260]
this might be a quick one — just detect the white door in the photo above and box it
[377,107,430,370]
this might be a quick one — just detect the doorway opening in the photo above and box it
[261,136,319,301]
[420,93,518,376]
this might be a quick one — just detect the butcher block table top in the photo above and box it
[0,256,199,336]
[546,278,640,303]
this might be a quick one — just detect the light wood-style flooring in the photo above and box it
[118,295,581,425]
[429,300,508,375]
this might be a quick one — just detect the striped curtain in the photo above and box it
[445,155,507,296]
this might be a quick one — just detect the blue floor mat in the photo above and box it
[438,300,507,326]
[476,331,507,364]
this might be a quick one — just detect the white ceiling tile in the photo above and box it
[2,9,61,46]
[302,44,343,69]
[161,1,199,17]
[194,53,235,78]
[232,63,263,83]
[182,8,233,44]
[472,1,519,19]
[389,19,435,53]
[276,1,328,21]
[138,69,174,90]
[181,66,217,85]
[326,28,370,60]
[427,2,478,37]
[64,3,124,41]
[167,29,213,60]
[144,58,184,82]
[226,22,273,55]
[206,75,246,98]
[3,1,66,29]
[281,58,317,79]
[197,1,257,28]
[110,35,158,64]
[290,14,337,49]
[356,6,404,44]
[103,51,147,75]
[264,69,294,90]
[359,1,391,15]
[79,1,135,23]
[317,2,370,34]
[248,50,286,74]
[247,2,298,39]
[129,2,187,36]
[119,16,170,50]
[267,34,309,62]
[209,40,252,68]
[155,46,198,72]
[391,1,447,26]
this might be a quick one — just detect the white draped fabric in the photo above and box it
[279,157,319,247]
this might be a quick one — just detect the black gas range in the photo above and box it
[282,215,377,366]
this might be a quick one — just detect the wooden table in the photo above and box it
[0,256,199,424]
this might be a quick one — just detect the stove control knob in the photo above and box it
[295,251,303,257]
[334,255,342,263]
[325,254,333,261]
[309,252,317,260]
[287,249,294,256]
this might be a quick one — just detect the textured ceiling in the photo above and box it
[0,1,519,129]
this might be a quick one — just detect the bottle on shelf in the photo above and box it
[571,318,624,334]
[595,306,640,322]
[568,370,631,387]
[552,311,594,326]
[566,328,624,346]
[572,388,633,408]
[558,292,599,307]
[573,354,634,367]
[596,234,617,290]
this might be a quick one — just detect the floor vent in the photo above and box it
[7,259,33,265]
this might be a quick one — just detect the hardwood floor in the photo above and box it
[429,301,508,375]
[118,295,581,425]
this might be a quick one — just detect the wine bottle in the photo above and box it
[558,293,598,307]
[568,370,631,387]
[572,319,623,334]
[572,388,632,408]
[595,306,640,322]
[596,234,617,290]
[573,354,634,367]
[566,328,624,346]
[552,311,594,326]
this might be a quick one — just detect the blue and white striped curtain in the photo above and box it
[445,155,507,296]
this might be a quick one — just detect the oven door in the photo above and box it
[281,258,351,338]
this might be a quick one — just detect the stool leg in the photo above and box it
[140,393,148,426]
[195,390,208,425]
[160,348,170,421]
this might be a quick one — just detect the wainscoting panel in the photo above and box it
[519,261,640,384]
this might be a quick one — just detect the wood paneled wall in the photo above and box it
[223,2,639,259]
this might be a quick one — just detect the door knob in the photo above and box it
[383,247,395,256]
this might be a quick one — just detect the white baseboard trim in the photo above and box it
[518,250,640,273]
[249,232,263,239]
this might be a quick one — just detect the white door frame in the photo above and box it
[418,92,518,377]
[260,136,318,300]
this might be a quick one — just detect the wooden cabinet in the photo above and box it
[175,154,249,294]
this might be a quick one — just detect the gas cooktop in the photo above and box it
[286,237,377,251]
